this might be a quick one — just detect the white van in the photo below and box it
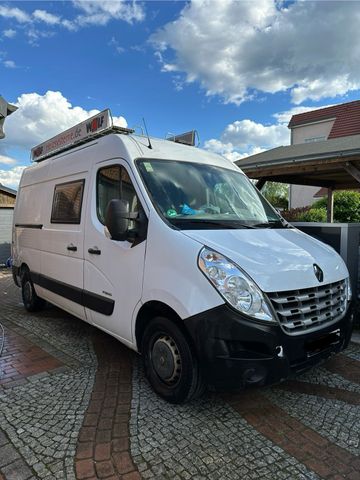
[12,110,353,403]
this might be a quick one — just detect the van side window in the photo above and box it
[51,179,85,224]
[97,165,139,226]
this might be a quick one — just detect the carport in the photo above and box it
[236,134,360,222]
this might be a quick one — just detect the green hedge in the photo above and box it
[282,191,360,223]
[312,191,360,223]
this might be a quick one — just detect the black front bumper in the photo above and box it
[184,304,354,390]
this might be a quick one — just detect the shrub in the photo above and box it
[282,207,310,222]
[298,207,327,222]
[312,191,360,223]
[282,191,360,223]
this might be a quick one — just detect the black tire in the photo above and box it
[21,272,46,312]
[141,316,205,404]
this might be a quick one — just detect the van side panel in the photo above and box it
[38,176,87,319]
[13,180,47,282]
[37,151,90,320]
[13,150,91,320]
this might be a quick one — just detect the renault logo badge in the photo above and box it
[313,264,324,282]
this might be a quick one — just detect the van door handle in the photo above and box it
[88,247,101,255]
[67,244,77,252]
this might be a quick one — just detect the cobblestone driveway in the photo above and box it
[0,270,359,480]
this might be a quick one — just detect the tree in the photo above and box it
[262,182,288,209]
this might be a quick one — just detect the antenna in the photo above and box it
[142,117,152,150]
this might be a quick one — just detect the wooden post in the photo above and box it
[256,178,267,190]
[327,187,334,223]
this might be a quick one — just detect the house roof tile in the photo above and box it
[288,100,360,139]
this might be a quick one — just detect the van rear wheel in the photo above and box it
[21,272,45,312]
[141,316,205,404]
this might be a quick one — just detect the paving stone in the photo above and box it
[130,358,322,480]
[0,432,8,448]
[0,272,97,479]
[2,269,360,480]
[94,443,111,461]
[75,459,96,479]
[95,460,115,478]
[0,444,20,467]
[1,459,32,480]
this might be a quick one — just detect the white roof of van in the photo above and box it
[114,133,241,173]
[21,130,241,189]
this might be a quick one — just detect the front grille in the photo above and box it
[268,280,347,335]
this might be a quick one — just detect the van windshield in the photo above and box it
[137,159,285,229]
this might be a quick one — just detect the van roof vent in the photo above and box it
[31,109,134,162]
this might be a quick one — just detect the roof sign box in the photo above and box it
[167,130,197,146]
[31,109,132,162]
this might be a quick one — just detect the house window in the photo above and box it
[51,179,85,224]
[97,165,139,226]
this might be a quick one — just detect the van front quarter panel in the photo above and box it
[141,212,224,321]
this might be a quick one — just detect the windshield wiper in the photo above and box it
[171,219,257,229]
[252,220,292,229]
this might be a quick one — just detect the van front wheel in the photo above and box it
[141,317,204,404]
[21,272,45,312]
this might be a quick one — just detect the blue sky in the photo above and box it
[1,0,360,188]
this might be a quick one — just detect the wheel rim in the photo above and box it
[23,281,32,305]
[151,335,182,385]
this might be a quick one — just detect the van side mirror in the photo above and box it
[105,199,130,241]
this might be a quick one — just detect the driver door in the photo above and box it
[84,160,147,345]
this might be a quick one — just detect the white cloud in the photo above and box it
[221,120,288,150]
[205,136,266,162]
[33,9,61,26]
[26,28,55,47]
[72,0,145,26]
[0,5,30,23]
[0,165,25,189]
[204,118,286,162]
[3,60,16,68]
[108,36,125,54]
[0,154,17,166]
[291,78,356,105]
[3,29,16,38]
[0,2,145,38]
[151,0,360,105]
[1,90,127,152]
[204,102,340,162]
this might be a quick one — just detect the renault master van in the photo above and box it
[12,110,353,403]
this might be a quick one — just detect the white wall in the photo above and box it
[292,119,335,145]
[289,185,321,209]
[0,207,13,264]
[290,119,333,208]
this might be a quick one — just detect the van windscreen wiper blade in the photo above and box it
[170,219,257,229]
[252,220,292,229]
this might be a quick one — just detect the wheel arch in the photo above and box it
[19,262,30,279]
[135,301,191,352]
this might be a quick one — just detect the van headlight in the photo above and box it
[198,247,275,322]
